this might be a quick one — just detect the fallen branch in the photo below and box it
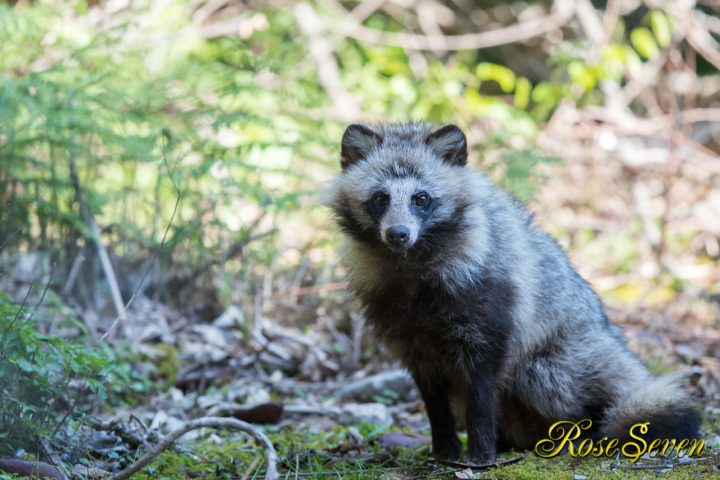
[294,2,361,120]
[331,0,575,51]
[109,417,278,480]
[437,455,524,469]
[0,458,63,480]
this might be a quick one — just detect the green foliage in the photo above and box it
[0,1,324,279]
[0,290,120,454]
[1,1,712,280]
[6,0,650,277]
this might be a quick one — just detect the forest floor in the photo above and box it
[8,285,716,480]
[3,151,720,480]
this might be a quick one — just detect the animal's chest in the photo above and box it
[362,281,485,365]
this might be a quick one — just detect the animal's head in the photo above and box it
[331,123,472,259]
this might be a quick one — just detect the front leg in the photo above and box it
[465,363,498,463]
[412,371,461,461]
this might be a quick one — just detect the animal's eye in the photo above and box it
[414,192,430,207]
[373,194,388,208]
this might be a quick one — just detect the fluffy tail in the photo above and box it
[601,373,700,442]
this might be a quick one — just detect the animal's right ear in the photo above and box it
[424,124,468,166]
[341,124,382,170]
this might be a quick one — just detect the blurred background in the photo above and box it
[0,0,719,478]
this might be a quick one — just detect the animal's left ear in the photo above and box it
[424,124,468,166]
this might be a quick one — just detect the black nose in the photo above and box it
[386,225,410,246]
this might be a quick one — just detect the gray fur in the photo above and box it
[329,122,700,459]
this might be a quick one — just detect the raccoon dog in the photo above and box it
[329,123,700,463]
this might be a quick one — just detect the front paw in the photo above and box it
[433,437,461,461]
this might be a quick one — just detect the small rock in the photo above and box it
[12,252,51,283]
[227,378,272,405]
[245,386,271,406]
[213,305,245,328]
[347,426,364,443]
[336,369,418,403]
[674,344,702,362]
[72,464,111,478]
[705,436,720,448]
[340,403,392,426]
[150,412,188,436]
[83,430,127,455]
[192,324,235,350]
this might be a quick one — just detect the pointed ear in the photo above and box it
[341,124,383,170]
[424,124,468,166]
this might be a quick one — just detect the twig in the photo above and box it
[350,312,364,369]
[291,467,402,478]
[601,0,622,37]
[100,131,182,343]
[192,0,229,25]
[163,226,275,293]
[49,390,81,440]
[40,438,70,480]
[0,227,22,252]
[331,0,575,51]
[417,1,448,51]
[3,283,32,338]
[687,12,720,71]
[582,106,720,134]
[437,455,524,469]
[349,0,385,23]
[69,150,126,338]
[576,0,606,57]
[109,417,279,480]
[620,50,669,105]
[294,3,361,120]
[86,418,150,449]
[694,9,720,36]
[29,261,55,325]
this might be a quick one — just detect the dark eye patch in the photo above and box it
[366,191,389,220]
[411,192,434,218]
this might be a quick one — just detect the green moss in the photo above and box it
[127,423,718,480]
[153,344,181,386]
[0,473,27,480]
[478,450,719,480]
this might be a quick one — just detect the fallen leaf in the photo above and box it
[230,403,284,424]
[455,467,476,479]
